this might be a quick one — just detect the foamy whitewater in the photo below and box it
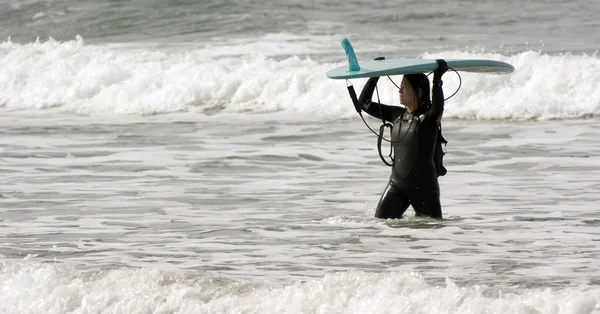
[1,1,600,313]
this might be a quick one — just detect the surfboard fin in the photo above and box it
[341,38,360,72]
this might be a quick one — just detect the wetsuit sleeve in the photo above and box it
[430,78,445,123]
[429,59,447,123]
[358,77,404,122]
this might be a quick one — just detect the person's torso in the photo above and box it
[391,111,438,179]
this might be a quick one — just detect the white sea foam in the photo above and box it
[1,261,599,314]
[1,37,599,119]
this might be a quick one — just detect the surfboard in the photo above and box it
[326,39,515,79]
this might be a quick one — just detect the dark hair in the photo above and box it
[405,73,431,109]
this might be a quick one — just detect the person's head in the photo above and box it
[399,73,431,112]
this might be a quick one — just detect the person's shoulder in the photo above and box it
[390,106,406,120]
[421,109,441,123]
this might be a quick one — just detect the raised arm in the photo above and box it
[358,77,403,122]
[429,59,448,122]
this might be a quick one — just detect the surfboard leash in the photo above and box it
[386,67,463,102]
[347,79,417,167]
[345,80,402,144]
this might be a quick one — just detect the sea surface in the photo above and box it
[1,1,600,313]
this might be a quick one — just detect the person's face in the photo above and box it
[399,77,416,108]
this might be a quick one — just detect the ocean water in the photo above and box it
[1,1,600,313]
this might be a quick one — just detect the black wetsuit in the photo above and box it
[359,77,445,219]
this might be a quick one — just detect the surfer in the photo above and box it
[358,59,448,219]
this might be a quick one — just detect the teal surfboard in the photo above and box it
[326,39,515,79]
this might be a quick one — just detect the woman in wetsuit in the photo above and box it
[358,59,448,219]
